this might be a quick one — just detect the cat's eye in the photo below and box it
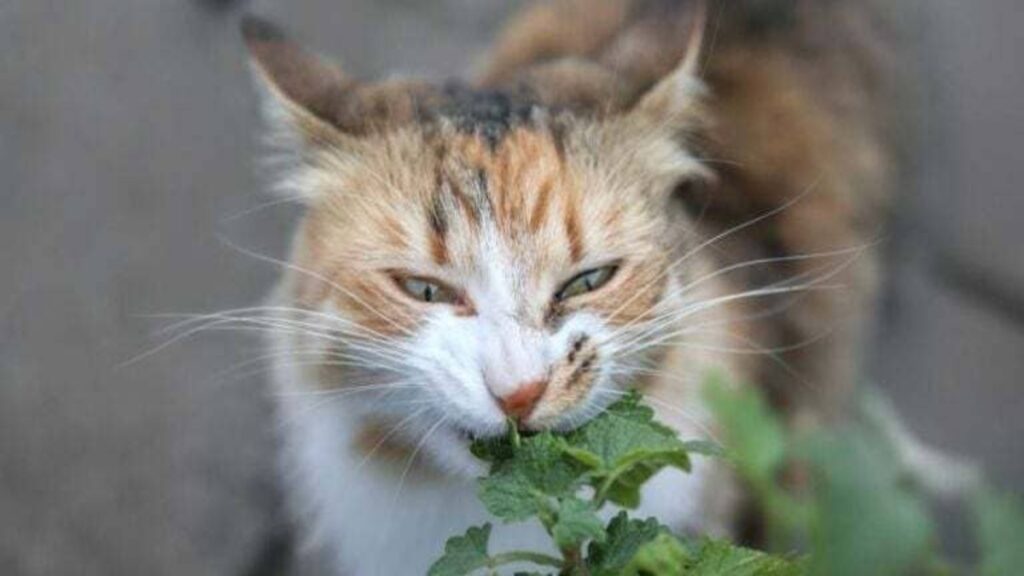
[555,265,619,302]
[397,276,462,305]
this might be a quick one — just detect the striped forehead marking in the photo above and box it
[425,126,583,269]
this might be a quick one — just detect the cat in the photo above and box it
[241,1,900,573]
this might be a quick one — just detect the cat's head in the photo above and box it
[243,16,712,449]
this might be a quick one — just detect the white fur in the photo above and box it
[267,255,731,574]
[271,337,720,575]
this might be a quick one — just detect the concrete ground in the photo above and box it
[1,0,1021,574]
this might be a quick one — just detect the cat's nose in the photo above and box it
[498,379,548,421]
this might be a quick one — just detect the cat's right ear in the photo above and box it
[241,15,355,150]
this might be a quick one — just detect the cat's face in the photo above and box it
[244,18,707,448]
[291,119,702,437]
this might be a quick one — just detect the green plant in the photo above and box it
[429,391,802,575]
[429,377,1024,576]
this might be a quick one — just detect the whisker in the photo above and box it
[610,283,844,355]
[607,244,865,354]
[207,346,408,381]
[604,238,867,350]
[595,388,722,445]
[603,180,822,327]
[146,305,395,343]
[273,381,416,400]
[219,358,410,387]
[380,414,449,551]
[216,235,417,336]
[219,193,307,223]
[279,387,425,431]
[124,313,412,368]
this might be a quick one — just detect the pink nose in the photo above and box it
[499,380,548,421]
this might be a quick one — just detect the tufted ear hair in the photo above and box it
[628,0,707,130]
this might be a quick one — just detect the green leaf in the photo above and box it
[566,392,690,470]
[444,385,825,576]
[471,435,517,465]
[973,488,1024,576]
[477,433,582,522]
[621,532,690,575]
[681,440,727,458]
[597,456,681,509]
[428,524,493,576]
[702,375,809,548]
[702,375,786,484]
[565,392,691,507]
[470,419,523,464]
[803,426,932,576]
[551,497,606,550]
[477,468,545,522]
[591,522,806,576]
[683,540,806,576]
[622,534,806,576]
[585,512,665,575]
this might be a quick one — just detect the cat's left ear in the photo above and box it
[629,1,707,129]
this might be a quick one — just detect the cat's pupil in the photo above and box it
[556,265,618,302]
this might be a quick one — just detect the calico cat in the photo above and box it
[241,1,899,573]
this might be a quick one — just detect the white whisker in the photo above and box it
[216,235,417,336]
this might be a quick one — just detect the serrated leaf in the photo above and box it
[428,524,493,576]
[973,488,1024,576]
[602,453,690,508]
[477,468,546,521]
[621,532,690,575]
[477,433,582,522]
[565,392,691,507]
[681,439,727,458]
[585,512,665,576]
[686,540,806,576]
[567,392,690,469]
[551,497,606,549]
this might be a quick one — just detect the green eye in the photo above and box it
[555,265,618,302]
[398,276,462,305]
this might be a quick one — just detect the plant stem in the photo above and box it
[487,551,564,570]
[593,480,612,509]
[559,546,587,576]
[593,468,626,508]
[746,474,811,551]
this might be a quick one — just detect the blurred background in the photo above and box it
[1,0,1022,574]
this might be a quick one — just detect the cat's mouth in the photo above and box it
[456,414,579,444]
[451,421,531,444]
[452,426,476,442]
